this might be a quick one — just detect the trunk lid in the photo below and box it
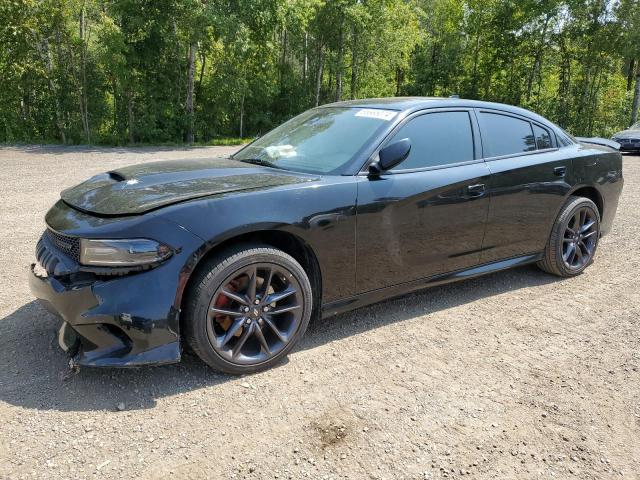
[576,137,621,151]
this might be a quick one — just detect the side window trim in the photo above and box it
[475,108,559,161]
[368,108,482,174]
[386,158,485,174]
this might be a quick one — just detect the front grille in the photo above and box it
[45,229,80,262]
[36,230,80,276]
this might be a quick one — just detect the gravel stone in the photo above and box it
[0,146,638,479]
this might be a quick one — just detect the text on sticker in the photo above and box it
[355,109,397,121]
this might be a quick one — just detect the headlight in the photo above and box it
[79,238,172,267]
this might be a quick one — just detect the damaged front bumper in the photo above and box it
[28,201,204,367]
[29,261,183,367]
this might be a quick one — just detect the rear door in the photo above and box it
[355,109,491,292]
[477,109,573,262]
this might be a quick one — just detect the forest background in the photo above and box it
[1,0,639,145]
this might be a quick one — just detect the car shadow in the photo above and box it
[0,264,560,412]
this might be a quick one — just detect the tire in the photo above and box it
[537,195,600,277]
[183,243,313,374]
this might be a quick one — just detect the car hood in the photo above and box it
[61,157,317,216]
[613,129,640,139]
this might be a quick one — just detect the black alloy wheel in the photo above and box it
[561,207,598,269]
[183,244,312,374]
[207,263,303,364]
[538,195,600,277]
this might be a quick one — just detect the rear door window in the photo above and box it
[478,112,536,157]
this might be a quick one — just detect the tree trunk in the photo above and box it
[315,43,324,107]
[350,25,357,99]
[557,37,571,127]
[628,59,636,92]
[395,67,403,96]
[335,21,344,102]
[430,43,438,95]
[526,15,550,102]
[127,89,134,143]
[632,71,640,125]
[471,31,481,97]
[79,4,90,143]
[576,64,592,129]
[197,50,206,98]
[37,38,66,143]
[587,63,604,135]
[303,31,308,84]
[185,42,197,144]
[111,77,119,142]
[53,27,70,135]
[281,28,288,66]
[239,92,244,138]
[279,27,288,89]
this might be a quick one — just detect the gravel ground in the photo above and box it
[0,145,639,480]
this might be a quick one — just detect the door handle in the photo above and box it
[554,166,567,177]
[466,184,485,197]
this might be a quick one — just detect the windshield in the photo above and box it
[233,107,398,174]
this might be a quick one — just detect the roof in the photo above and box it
[323,96,552,126]
[325,97,448,110]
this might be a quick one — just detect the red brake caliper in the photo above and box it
[215,280,240,333]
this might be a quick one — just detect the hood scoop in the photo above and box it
[61,157,316,216]
[107,171,127,182]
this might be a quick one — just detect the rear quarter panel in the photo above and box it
[571,145,623,235]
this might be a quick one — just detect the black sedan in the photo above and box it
[30,98,623,374]
[612,121,640,152]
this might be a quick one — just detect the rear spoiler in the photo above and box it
[576,137,620,150]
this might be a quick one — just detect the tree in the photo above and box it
[1,0,639,144]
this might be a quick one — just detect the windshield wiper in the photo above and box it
[238,158,284,170]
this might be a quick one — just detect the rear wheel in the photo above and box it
[537,195,600,277]
[183,243,313,374]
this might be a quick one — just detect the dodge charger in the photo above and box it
[30,98,624,374]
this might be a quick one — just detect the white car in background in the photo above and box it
[612,122,640,153]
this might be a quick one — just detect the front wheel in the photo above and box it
[537,195,600,277]
[183,244,313,374]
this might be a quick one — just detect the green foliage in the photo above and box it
[1,0,638,144]
[407,0,640,135]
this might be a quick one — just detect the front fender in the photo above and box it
[160,178,359,305]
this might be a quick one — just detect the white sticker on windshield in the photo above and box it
[355,109,397,121]
[265,145,296,159]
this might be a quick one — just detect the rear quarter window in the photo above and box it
[556,130,575,147]
[533,124,553,149]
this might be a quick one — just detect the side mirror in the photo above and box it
[369,138,411,175]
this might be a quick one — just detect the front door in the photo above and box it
[355,110,491,293]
